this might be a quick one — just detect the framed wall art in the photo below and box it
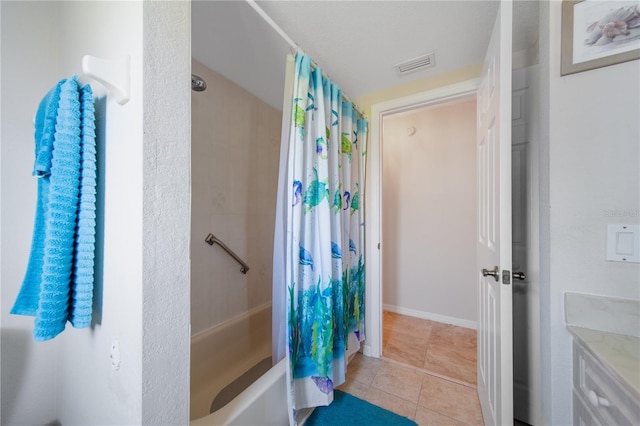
[561,0,640,75]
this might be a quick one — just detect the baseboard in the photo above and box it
[362,344,374,357]
[383,304,477,330]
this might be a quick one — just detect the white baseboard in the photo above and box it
[383,304,477,330]
[362,344,374,357]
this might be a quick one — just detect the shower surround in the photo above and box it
[190,58,281,335]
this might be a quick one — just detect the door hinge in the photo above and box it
[502,270,511,285]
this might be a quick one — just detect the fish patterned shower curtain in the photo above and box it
[273,53,367,424]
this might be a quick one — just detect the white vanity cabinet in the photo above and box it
[565,294,640,425]
[571,331,640,425]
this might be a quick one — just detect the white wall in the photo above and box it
[382,97,477,325]
[191,59,280,335]
[55,2,145,424]
[540,2,640,424]
[1,3,61,424]
[141,2,191,423]
[1,2,191,424]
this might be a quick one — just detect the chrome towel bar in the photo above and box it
[205,233,250,274]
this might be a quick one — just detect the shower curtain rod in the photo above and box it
[245,0,367,119]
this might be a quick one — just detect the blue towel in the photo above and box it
[11,76,97,341]
[11,81,64,317]
[71,84,96,328]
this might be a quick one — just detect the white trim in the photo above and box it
[371,78,479,117]
[191,302,272,343]
[383,304,477,330]
[364,78,480,359]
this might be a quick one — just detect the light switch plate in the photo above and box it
[606,224,640,263]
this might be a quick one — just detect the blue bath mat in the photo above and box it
[305,390,417,426]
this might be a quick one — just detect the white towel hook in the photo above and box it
[81,55,131,105]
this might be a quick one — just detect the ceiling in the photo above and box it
[192,1,539,111]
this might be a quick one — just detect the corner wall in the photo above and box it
[540,2,640,424]
[1,1,147,424]
[142,1,191,423]
[1,2,191,424]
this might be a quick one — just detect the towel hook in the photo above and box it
[81,55,131,105]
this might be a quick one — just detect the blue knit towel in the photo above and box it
[11,76,97,341]
[71,84,96,328]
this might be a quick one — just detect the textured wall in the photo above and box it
[381,97,477,325]
[142,1,191,424]
[191,59,281,335]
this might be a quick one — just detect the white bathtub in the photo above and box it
[192,357,289,425]
[190,302,273,421]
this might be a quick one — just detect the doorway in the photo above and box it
[379,96,478,385]
[364,70,541,425]
[364,79,479,359]
[380,96,478,329]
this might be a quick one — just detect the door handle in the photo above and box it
[513,272,526,280]
[482,266,499,282]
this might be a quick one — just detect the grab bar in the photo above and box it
[205,233,250,274]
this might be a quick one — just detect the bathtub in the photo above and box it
[190,302,273,421]
[192,357,289,425]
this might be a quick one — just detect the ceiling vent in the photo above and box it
[395,52,436,75]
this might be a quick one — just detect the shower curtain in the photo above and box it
[273,54,367,424]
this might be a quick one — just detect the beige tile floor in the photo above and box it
[383,311,477,386]
[337,311,483,425]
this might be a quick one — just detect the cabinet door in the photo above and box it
[573,341,640,426]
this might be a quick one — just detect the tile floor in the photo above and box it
[337,311,483,425]
[383,311,477,386]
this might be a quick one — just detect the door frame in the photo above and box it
[364,78,480,358]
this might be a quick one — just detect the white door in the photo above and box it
[476,1,513,425]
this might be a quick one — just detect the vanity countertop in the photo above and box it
[568,325,640,398]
